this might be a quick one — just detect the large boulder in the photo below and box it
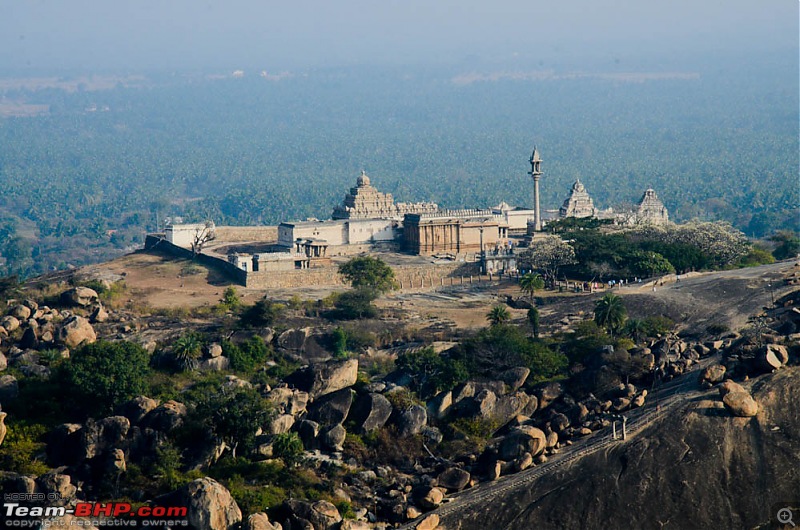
[144,400,187,432]
[0,374,19,401]
[119,395,159,425]
[90,304,109,324]
[306,388,353,427]
[0,315,20,333]
[57,316,96,348]
[722,392,759,417]
[322,424,347,452]
[284,499,342,530]
[718,380,747,398]
[266,386,309,416]
[414,486,445,510]
[457,389,497,418]
[499,425,547,461]
[437,467,471,491]
[285,359,358,399]
[0,412,7,446]
[492,392,533,422]
[701,364,726,385]
[61,287,99,307]
[269,414,296,435]
[535,382,564,410]
[37,473,77,506]
[348,393,393,432]
[500,367,531,391]
[396,404,427,437]
[243,513,282,530]
[167,477,242,530]
[9,304,31,320]
[426,390,453,420]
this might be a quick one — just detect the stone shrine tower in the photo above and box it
[635,188,669,224]
[332,171,437,220]
[559,179,597,218]
[528,146,543,231]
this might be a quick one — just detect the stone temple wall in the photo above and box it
[213,226,279,243]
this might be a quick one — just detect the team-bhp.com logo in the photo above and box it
[4,495,188,527]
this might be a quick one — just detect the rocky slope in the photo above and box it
[440,366,800,530]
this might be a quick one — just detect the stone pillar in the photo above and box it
[533,176,541,231]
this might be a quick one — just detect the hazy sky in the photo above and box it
[0,0,797,71]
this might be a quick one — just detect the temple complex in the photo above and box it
[559,179,597,218]
[332,171,437,220]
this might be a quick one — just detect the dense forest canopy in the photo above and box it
[0,52,797,276]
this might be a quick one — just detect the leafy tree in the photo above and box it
[771,231,800,260]
[519,272,545,304]
[519,235,577,286]
[593,293,627,336]
[629,251,675,278]
[395,347,468,399]
[330,288,378,320]
[623,318,647,343]
[338,256,397,293]
[221,286,241,309]
[61,340,150,417]
[241,298,285,327]
[190,384,271,459]
[332,327,348,359]
[486,305,510,326]
[527,307,540,338]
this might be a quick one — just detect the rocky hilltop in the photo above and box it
[0,257,797,530]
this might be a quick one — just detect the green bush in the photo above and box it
[240,299,285,327]
[396,347,468,399]
[60,340,150,418]
[329,288,378,320]
[225,336,271,373]
[272,432,304,466]
[0,422,50,475]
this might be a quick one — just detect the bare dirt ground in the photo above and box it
[81,251,799,336]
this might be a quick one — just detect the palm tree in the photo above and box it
[487,305,510,326]
[593,293,627,335]
[173,333,202,370]
[519,272,545,305]
[624,318,647,343]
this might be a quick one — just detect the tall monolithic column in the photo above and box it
[528,146,543,231]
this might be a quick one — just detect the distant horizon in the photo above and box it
[1,1,796,72]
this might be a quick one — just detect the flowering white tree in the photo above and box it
[519,235,577,286]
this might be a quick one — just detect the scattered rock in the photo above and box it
[350,392,393,432]
[243,512,282,530]
[416,513,440,530]
[269,414,296,435]
[535,382,563,410]
[57,316,96,348]
[701,364,727,385]
[284,499,342,530]
[426,390,452,420]
[285,359,358,399]
[0,412,6,446]
[516,452,534,471]
[722,391,759,417]
[9,304,31,320]
[0,375,19,401]
[144,400,187,432]
[307,388,353,427]
[169,477,242,530]
[322,424,346,451]
[200,356,231,372]
[499,425,547,460]
[61,287,99,307]
[1,315,20,333]
[119,395,159,425]
[397,405,427,437]
[718,380,747,398]
[437,467,470,491]
[207,342,224,358]
[499,367,530,391]
[90,304,109,323]
[415,486,444,510]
